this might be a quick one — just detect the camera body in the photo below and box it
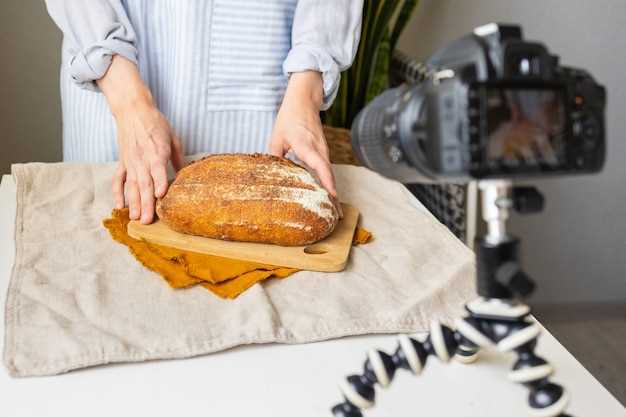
[351,24,606,183]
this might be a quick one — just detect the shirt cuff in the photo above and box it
[67,41,138,92]
[283,46,341,111]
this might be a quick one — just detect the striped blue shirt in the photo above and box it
[45,0,363,161]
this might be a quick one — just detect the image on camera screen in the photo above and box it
[485,87,566,168]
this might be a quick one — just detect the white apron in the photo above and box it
[60,0,296,161]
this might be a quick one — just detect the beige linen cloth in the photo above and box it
[3,161,475,377]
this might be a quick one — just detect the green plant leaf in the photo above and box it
[351,0,402,122]
[348,0,376,117]
[323,0,420,128]
[367,29,391,103]
[390,0,419,53]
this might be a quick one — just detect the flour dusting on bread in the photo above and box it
[219,185,336,223]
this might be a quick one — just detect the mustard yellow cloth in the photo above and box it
[103,209,373,299]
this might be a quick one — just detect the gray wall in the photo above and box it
[1,1,624,303]
[0,2,62,174]
[398,0,626,303]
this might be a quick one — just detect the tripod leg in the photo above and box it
[332,321,459,417]
[508,340,571,417]
[492,317,571,417]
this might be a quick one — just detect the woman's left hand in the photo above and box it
[269,71,337,197]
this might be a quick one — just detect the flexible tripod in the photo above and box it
[332,180,572,417]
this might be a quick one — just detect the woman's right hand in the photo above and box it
[98,56,184,224]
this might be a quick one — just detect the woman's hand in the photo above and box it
[269,71,336,197]
[98,55,184,224]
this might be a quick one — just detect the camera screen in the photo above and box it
[485,87,566,168]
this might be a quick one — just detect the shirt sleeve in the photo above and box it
[45,0,138,91]
[283,0,364,110]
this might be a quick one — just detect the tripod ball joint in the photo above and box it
[528,382,570,417]
[512,347,570,417]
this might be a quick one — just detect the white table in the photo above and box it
[0,175,623,417]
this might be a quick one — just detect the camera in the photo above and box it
[333,25,608,417]
[351,23,606,183]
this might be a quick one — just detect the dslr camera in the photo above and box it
[352,23,606,183]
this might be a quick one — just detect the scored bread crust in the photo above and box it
[156,153,340,246]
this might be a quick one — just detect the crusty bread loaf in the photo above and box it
[156,154,340,246]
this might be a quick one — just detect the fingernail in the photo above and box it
[130,210,139,219]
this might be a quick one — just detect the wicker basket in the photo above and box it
[323,125,360,166]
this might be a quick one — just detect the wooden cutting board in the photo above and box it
[127,203,360,272]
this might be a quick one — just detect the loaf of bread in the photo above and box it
[156,154,340,246]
